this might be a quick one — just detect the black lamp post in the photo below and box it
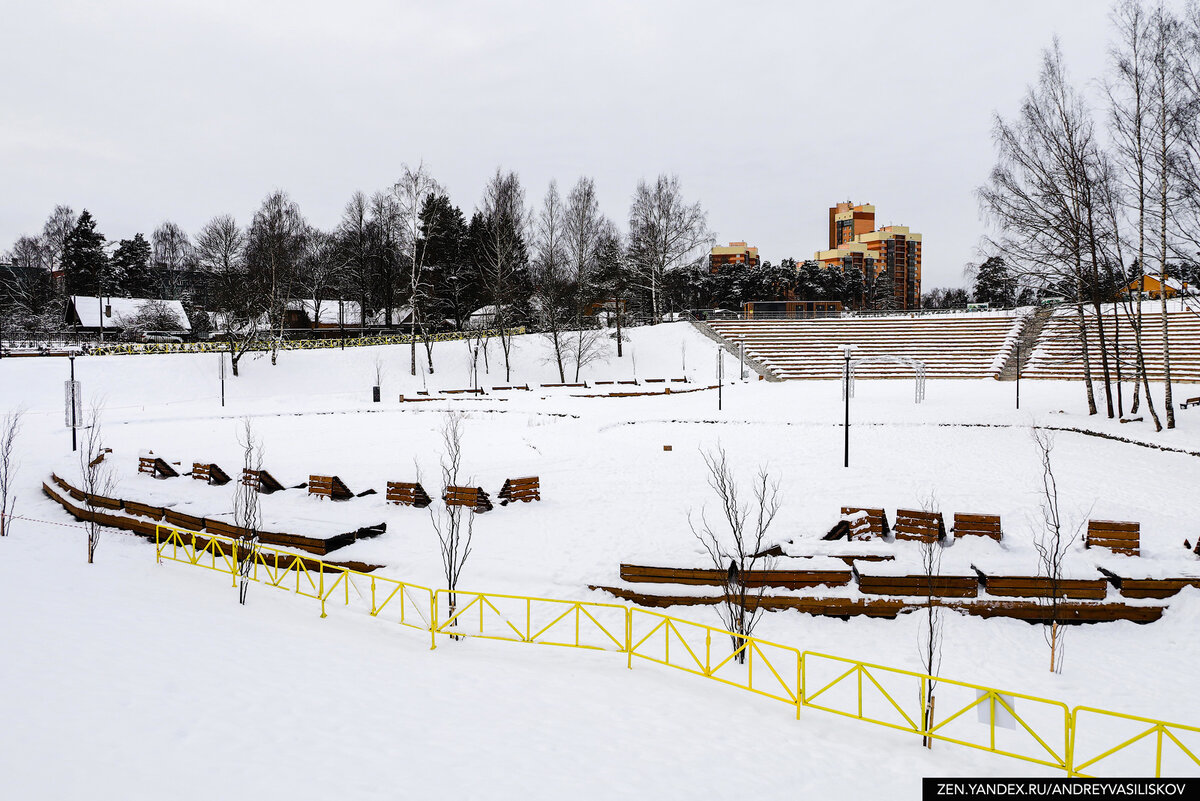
[68,353,78,452]
[841,345,858,468]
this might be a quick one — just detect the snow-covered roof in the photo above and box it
[366,305,413,326]
[286,300,363,325]
[70,296,191,331]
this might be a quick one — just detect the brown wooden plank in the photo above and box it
[163,509,205,531]
[1088,520,1140,533]
[1118,578,1200,599]
[955,513,1002,524]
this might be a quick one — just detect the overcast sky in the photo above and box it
[1,0,1122,288]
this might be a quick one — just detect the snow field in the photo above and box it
[3,323,1200,795]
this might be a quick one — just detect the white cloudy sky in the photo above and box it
[1,0,1121,288]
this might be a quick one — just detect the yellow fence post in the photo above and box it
[626,608,633,670]
[430,590,438,650]
[231,538,238,588]
[796,654,803,721]
[1067,709,1076,777]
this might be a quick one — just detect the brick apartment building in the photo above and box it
[814,202,922,310]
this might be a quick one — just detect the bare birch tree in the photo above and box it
[564,177,608,381]
[688,446,781,664]
[233,419,263,605]
[1148,3,1194,430]
[77,402,113,564]
[295,229,342,329]
[477,169,531,381]
[980,42,1115,416]
[916,491,944,748]
[200,214,261,377]
[245,191,307,366]
[431,412,474,637]
[0,409,23,538]
[627,175,713,322]
[152,220,195,299]
[41,205,77,279]
[337,191,375,330]
[1107,2,1163,428]
[1031,427,1082,674]
[533,181,572,382]
[392,163,444,376]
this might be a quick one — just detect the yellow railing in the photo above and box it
[88,328,525,357]
[802,651,1070,771]
[150,523,1197,777]
[434,590,627,652]
[154,525,436,649]
[629,609,802,713]
[1071,707,1200,777]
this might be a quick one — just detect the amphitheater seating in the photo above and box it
[1022,306,1200,383]
[706,314,1023,380]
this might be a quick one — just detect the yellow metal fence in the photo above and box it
[152,523,1196,778]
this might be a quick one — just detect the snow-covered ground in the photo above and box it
[2,323,1199,797]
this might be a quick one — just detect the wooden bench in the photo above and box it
[840,507,890,540]
[974,569,1108,600]
[308,474,354,501]
[123,500,165,521]
[1085,520,1140,556]
[1103,575,1200,599]
[498,476,540,505]
[619,563,851,589]
[953,513,1003,542]
[386,481,432,508]
[163,508,206,531]
[204,518,246,539]
[1180,396,1200,410]
[894,509,946,543]
[443,485,493,513]
[192,462,232,486]
[138,455,179,479]
[85,493,123,511]
[241,468,285,494]
[855,572,978,598]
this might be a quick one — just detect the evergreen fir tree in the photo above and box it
[113,234,153,297]
[972,256,1017,306]
[62,210,108,297]
[843,266,866,308]
[873,269,897,310]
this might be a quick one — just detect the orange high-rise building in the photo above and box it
[814,202,922,310]
[709,241,760,273]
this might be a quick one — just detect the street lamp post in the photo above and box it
[68,353,78,452]
[841,345,858,468]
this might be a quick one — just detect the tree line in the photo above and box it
[0,169,718,377]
